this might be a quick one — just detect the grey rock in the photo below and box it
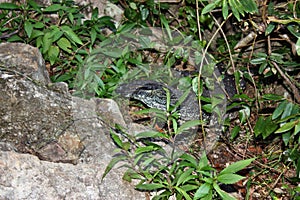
[0,42,50,85]
[0,150,144,200]
[0,43,145,199]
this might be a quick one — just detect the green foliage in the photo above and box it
[103,123,255,199]
[1,0,300,197]
[254,99,300,178]
[250,52,300,78]
[254,100,300,146]
[73,35,130,97]
[266,2,300,56]
[103,85,254,199]
[201,0,258,21]
[0,0,115,85]
[122,0,169,26]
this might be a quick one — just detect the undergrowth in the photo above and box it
[1,0,300,199]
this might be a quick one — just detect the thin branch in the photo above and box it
[195,0,206,151]
[271,61,300,104]
[196,0,202,41]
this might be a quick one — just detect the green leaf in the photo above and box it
[281,102,293,119]
[194,183,212,199]
[54,74,72,82]
[174,89,191,110]
[198,191,213,200]
[180,154,198,168]
[213,182,237,200]
[90,27,97,45]
[243,72,255,85]
[129,2,137,10]
[33,22,45,29]
[172,118,178,133]
[202,104,212,113]
[269,53,283,64]
[203,177,214,185]
[230,126,240,140]
[287,25,300,38]
[160,14,172,40]
[277,113,300,123]
[43,4,63,12]
[211,94,225,109]
[254,116,264,137]
[142,157,156,167]
[102,155,127,181]
[294,121,300,135]
[36,36,42,48]
[123,169,141,182]
[198,152,210,169]
[133,153,144,166]
[239,105,250,124]
[123,142,131,151]
[42,32,52,54]
[275,120,298,133]
[7,35,23,42]
[101,48,123,58]
[0,3,19,10]
[24,21,33,38]
[217,174,245,184]
[234,0,245,16]
[229,0,241,21]
[164,87,171,111]
[282,132,291,146]
[176,120,202,134]
[142,170,154,180]
[222,0,229,19]
[68,12,74,23]
[135,131,165,139]
[202,0,221,15]
[181,184,200,192]
[174,186,192,200]
[50,26,63,42]
[48,45,59,65]
[240,0,257,13]
[57,37,72,53]
[262,116,278,139]
[135,183,165,191]
[258,62,268,74]
[117,22,136,33]
[30,30,44,40]
[61,25,83,45]
[296,38,300,56]
[250,57,266,65]
[135,146,157,155]
[265,23,275,36]
[110,131,123,149]
[140,7,149,21]
[219,158,255,175]
[262,94,284,101]
[176,168,194,186]
[272,101,287,120]
[28,0,41,11]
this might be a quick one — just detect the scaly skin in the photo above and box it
[115,78,236,152]
[115,80,210,121]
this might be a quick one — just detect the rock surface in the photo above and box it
[0,151,143,200]
[0,43,145,199]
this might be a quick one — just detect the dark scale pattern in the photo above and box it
[115,79,235,152]
[131,85,176,111]
[115,80,205,121]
